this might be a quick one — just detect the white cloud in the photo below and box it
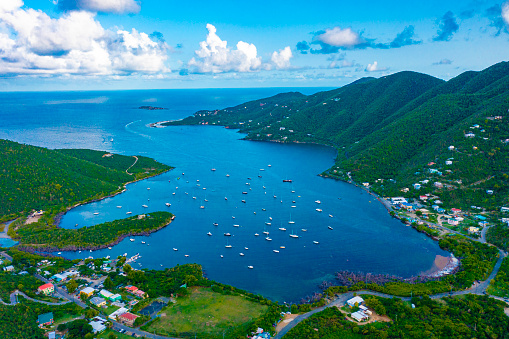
[0,1,168,76]
[314,27,362,48]
[365,61,387,72]
[188,24,262,73]
[57,0,141,14]
[503,2,509,25]
[270,46,292,69]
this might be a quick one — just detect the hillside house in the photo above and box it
[413,183,421,190]
[468,227,480,234]
[90,297,107,307]
[445,160,453,165]
[37,312,54,328]
[80,287,95,298]
[465,133,475,138]
[38,283,54,295]
[501,207,509,213]
[448,145,455,150]
[351,310,370,322]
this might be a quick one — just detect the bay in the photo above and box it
[0,89,448,302]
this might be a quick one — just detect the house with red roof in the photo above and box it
[118,312,139,327]
[38,283,54,295]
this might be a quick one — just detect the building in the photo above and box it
[351,310,370,322]
[448,145,455,150]
[346,296,364,308]
[125,285,148,299]
[80,287,95,298]
[100,289,122,302]
[390,197,408,205]
[445,160,453,165]
[468,227,480,234]
[413,183,421,190]
[90,297,107,307]
[37,312,54,328]
[3,265,14,272]
[118,312,139,327]
[89,320,106,333]
[38,283,54,295]
[501,207,509,213]
[108,307,128,321]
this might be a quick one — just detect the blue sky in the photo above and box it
[0,0,508,91]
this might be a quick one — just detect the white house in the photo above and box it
[346,296,364,308]
[445,160,453,165]
[351,311,370,322]
[448,145,455,150]
[89,321,106,334]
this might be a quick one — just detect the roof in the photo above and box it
[100,289,113,297]
[89,321,107,333]
[90,297,106,305]
[38,312,53,324]
[126,285,138,292]
[81,287,95,294]
[347,296,364,305]
[38,283,53,290]
[119,312,139,321]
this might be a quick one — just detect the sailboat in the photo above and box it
[288,213,295,224]
[225,239,232,248]
[289,230,299,238]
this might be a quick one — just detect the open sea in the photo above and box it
[0,88,448,302]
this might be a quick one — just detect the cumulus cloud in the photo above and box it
[365,61,387,72]
[504,2,509,25]
[433,11,459,41]
[0,0,168,76]
[270,46,292,69]
[57,0,141,14]
[188,24,262,73]
[297,25,421,54]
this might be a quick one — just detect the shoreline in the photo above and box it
[54,167,172,228]
[18,215,175,253]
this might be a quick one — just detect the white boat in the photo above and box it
[172,192,176,195]
[126,211,132,214]
[273,195,277,198]
[244,247,249,250]
[108,247,112,250]
[291,206,296,208]
[263,231,269,235]
[116,206,122,208]
[273,250,279,253]
[207,232,212,236]
[225,244,232,248]
[233,224,240,227]
[248,266,254,269]
[265,222,271,225]
[192,196,197,199]
[239,253,245,256]
[226,174,230,177]
[220,255,224,258]
[254,233,260,236]
[57,252,62,255]
[289,231,299,238]
[301,229,307,232]
[173,248,178,251]
[269,217,272,220]
[141,241,146,244]
[200,206,205,209]
[185,254,189,257]
[280,246,285,249]
[225,197,228,200]
[316,208,322,212]
[79,251,81,253]
[213,223,219,226]
[130,238,135,241]
[288,221,295,224]
[279,227,286,231]
[232,216,235,219]
[313,241,319,244]
[93,212,99,215]
[211,168,216,171]
[315,200,321,204]
[165,203,171,206]
[142,204,148,208]
[147,188,150,190]
[265,237,272,241]
[328,226,334,230]
[224,233,231,236]
[268,164,271,167]
[329,214,333,218]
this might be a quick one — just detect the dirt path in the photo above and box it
[126,156,138,175]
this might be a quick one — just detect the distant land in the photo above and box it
[139,105,167,110]
[163,61,509,251]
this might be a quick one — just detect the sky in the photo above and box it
[0,0,508,91]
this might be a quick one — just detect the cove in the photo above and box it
[0,89,449,302]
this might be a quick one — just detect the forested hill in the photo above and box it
[0,140,171,220]
[163,62,509,212]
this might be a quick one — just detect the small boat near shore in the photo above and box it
[142,204,148,208]
[126,211,132,214]
[130,238,135,242]
[273,250,279,253]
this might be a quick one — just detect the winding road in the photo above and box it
[274,249,508,339]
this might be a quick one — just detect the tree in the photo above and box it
[66,319,93,339]
[108,333,117,339]
[104,276,114,290]
[66,280,78,293]
[123,264,132,274]
[85,308,98,319]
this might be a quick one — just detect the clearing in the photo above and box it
[145,287,268,337]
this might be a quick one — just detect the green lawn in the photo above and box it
[145,287,268,338]
[97,328,134,339]
[103,305,120,316]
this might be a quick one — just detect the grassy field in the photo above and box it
[145,287,268,338]
[97,329,134,339]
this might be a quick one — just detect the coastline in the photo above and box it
[53,167,172,228]
[18,215,175,253]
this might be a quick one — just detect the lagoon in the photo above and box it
[0,89,448,301]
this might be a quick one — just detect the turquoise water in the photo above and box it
[0,89,448,301]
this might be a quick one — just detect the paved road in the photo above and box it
[34,273,88,308]
[0,250,13,261]
[111,321,180,339]
[275,249,508,339]
[0,290,71,306]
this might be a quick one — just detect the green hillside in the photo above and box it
[0,139,171,221]
[164,61,509,247]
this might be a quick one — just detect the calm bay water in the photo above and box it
[0,89,448,301]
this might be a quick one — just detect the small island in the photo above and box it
[138,106,167,110]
